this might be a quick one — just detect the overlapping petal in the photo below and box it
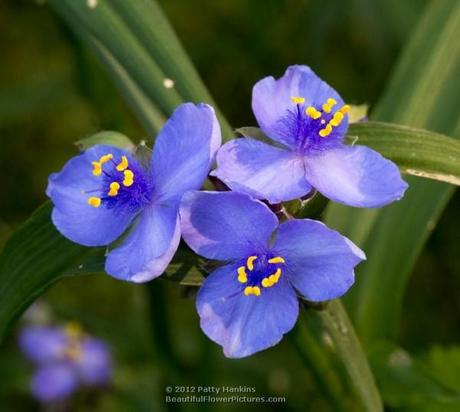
[19,327,67,365]
[31,364,78,402]
[196,264,299,358]
[304,144,408,207]
[252,65,345,149]
[46,145,138,247]
[273,219,365,301]
[76,338,112,385]
[211,138,311,204]
[105,204,179,282]
[152,103,221,203]
[180,191,278,260]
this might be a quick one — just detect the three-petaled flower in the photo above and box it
[19,323,112,403]
[47,103,221,282]
[212,65,408,207]
[180,191,365,358]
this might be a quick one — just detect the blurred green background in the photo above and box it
[0,0,459,410]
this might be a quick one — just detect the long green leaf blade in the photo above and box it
[348,122,460,185]
[326,0,460,345]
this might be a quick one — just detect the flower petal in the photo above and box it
[211,138,311,203]
[105,204,180,282]
[273,219,365,301]
[31,364,78,403]
[180,191,278,260]
[152,103,221,203]
[196,264,299,358]
[252,65,345,149]
[304,144,408,207]
[46,145,139,246]
[19,326,67,365]
[76,338,112,385]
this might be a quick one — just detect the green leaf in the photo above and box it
[48,0,233,140]
[75,130,136,152]
[0,203,93,341]
[326,0,460,346]
[370,343,460,411]
[347,122,460,185]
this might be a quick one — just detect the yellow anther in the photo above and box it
[268,256,285,264]
[99,154,113,164]
[116,155,129,171]
[322,98,337,113]
[246,256,257,271]
[262,268,282,288]
[64,322,83,339]
[329,111,344,127]
[123,169,134,187]
[261,278,272,288]
[87,197,101,208]
[108,181,120,197]
[237,266,248,283]
[291,96,305,104]
[272,268,282,282]
[306,106,321,120]
[319,124,333,137]
[92,161,102,176]
[339,104,350,114]
[244,286,261,296]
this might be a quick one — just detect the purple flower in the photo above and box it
[180,191,365,358]
[19,324,112,403]
[47,103,221,282]
[212,65,408,207]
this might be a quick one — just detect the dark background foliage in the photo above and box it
[0,0,458,410]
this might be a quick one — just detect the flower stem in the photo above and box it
[314,300,383,412]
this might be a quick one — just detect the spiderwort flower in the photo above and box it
[47,103,221,282]
[212,65,408,207]
[19,323,112,403]
[180,191,365,358]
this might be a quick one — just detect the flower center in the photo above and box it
[61,322,83,361]
[237,254,286,297]
[86,152,153,213]
[280,96,350,153]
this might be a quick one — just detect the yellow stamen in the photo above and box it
[261,278,272,287]
[272,268,282,282]
[108,181,120,197]
[237,266,248,283]
[123,169,134,187]
[87,197,101,208]
[92,161,102,176]
[244,286,261,296]
[291,96,305,104]
[329,111,344,127]
[262,268,282,288]
[116,155,129,171]
[64,322,83,338]
[246,256,257,271]
[306,106,321,120]
[339,104,350,114]
[99,154,113,164]
[268,256,285,264]
[322,98,337,113]
[319,124,333,137]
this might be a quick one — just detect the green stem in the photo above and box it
[314,300,383,412]
[290,312,347,412]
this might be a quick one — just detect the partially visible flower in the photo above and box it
[47,103,221,282]
[180,191,365,358]
[19,323,112,403]
[212,65,408,207]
